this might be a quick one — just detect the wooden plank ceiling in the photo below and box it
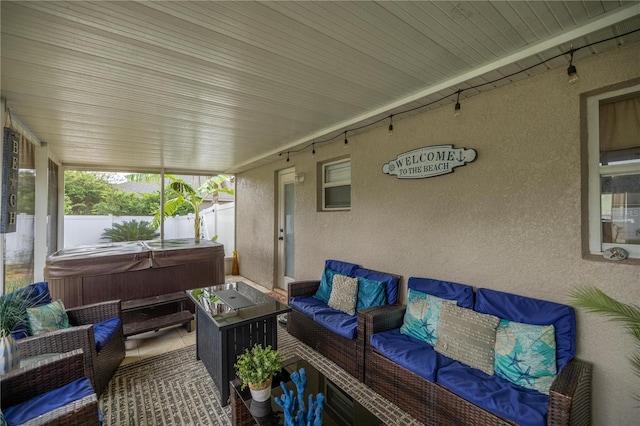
[2,1,639,174]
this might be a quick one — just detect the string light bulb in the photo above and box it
[312,143,316,156]
[344,131,348,147]
[388,115,394,136]
[286,151,290,162]
[567,49,579,84]
[454,91,461,116]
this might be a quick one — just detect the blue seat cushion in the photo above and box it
[6,282,52,340]
[314,260,360,303]
[437,362,549,426]
[354,268,399,305]
[290,296,358,339]
[313,309,357,340]
[370,329,454,382]
[93,317,121,352]
[3,377,95,426]
[407,277,474,309]
[290,296,329,318]
[474,288,576,371]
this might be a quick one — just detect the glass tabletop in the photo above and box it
[232,356,383,426]
[187,281,290,329]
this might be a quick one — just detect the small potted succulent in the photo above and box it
[234,343,282,402]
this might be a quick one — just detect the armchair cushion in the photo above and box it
[93,318,122,352]
[2,377,95,426]
[27,299,70,335]
[370,329,454,382]
[314,260,359,303]
[437,362,549,426]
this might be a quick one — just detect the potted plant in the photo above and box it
[234,343,282,401]
[0,290,33,374]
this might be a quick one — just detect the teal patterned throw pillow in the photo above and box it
[400,289,455,346]
[494,320,557,394]
[26,299,70,336]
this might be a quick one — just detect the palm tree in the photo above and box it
[127,174,234,239]
[101,219,160,242]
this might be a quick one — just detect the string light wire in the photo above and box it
[279,27,640,160]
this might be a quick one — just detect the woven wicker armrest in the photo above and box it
[17,325,98,387]
[1,349,85,408]
[287,280,321,299]
[66,299,122,325]
[364,304,406,337]
[547,358,593,426]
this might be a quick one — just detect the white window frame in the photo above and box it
[586,83,640,259]
[321,158,351,211]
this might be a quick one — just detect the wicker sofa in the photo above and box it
[364,277,592,426]
[287,259,399,380]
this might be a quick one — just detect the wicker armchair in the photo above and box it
[17,300,125,396]
[1,349,101,426]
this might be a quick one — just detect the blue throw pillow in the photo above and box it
[494,319,557,394]
[313,260,360,304]
[314,268,338,303]
[400,289,456,346]
[355,268,399,305]
[356,277,387,311]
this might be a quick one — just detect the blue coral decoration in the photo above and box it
[274,368,324,426]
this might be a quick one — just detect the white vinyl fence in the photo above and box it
[5,203,235,263]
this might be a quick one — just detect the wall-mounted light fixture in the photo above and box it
[454,91,461,116]
[567,49,579,84]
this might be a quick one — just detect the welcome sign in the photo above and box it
[382,144,477,179]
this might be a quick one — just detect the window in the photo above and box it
[321,158,351,211]
[586,85,640,259]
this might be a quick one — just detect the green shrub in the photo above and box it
[101,219,159,242]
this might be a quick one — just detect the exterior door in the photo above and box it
[277,168,295,291]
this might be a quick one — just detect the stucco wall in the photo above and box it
[236,42,640,425]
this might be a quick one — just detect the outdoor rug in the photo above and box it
[100,327,422,425]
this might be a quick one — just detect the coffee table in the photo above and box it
[187,281,291,406]
[230,356,383,426]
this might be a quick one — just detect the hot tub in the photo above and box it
[44,238,225,308]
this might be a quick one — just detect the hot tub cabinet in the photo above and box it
[44,238,225,336]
